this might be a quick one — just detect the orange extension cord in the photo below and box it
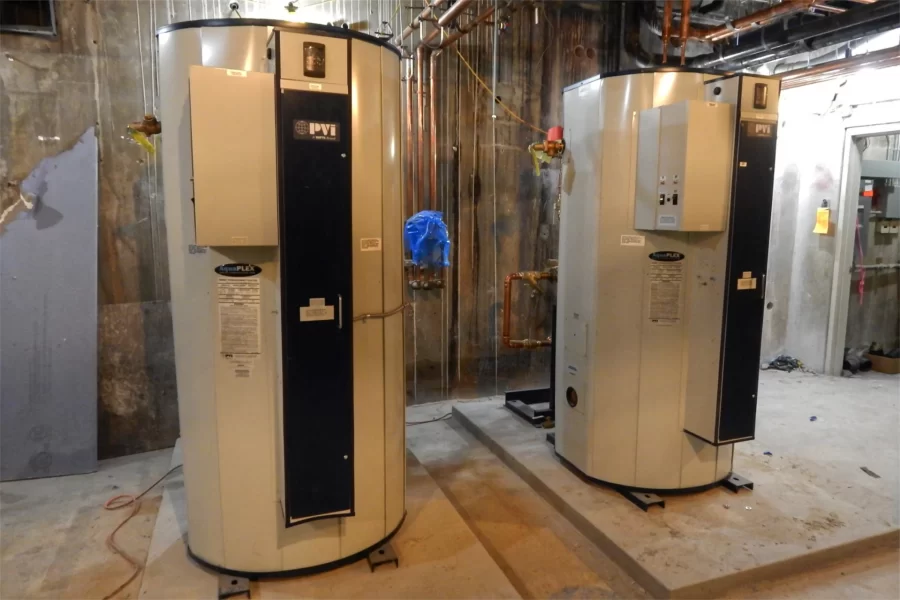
[102,465,182,600]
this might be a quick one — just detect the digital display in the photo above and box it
[303,42,326,78]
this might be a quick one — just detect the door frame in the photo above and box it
[824,121,900,375]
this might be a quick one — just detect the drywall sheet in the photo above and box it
[0,128,99,481]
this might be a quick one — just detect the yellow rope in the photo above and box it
[453,46,548,135]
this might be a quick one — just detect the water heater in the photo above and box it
[555,70,779,495]
[157,19,405,575]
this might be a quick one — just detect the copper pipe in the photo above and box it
[429,51,439,211]
[399,0,448,43]
[405,62,416,219]
[439,5,496,48]
[662,0,672,64]
[437,0,474,27]
[679,0,691,65]
[416,45,428,212]
[502,271,556,349]
[700,1,819,43]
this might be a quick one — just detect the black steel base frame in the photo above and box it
[187,513,406,579]
[504,387,553,426]
[551,448,752,510]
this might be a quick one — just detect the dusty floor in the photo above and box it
[453,369,900,598]
[0,372,897,599]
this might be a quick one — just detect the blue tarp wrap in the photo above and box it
[404,210,451,268]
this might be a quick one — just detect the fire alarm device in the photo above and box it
[303,42,326,78]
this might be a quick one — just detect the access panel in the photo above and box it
[279,88,354,525]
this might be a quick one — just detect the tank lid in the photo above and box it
[156,18,401,58]
[562,67,733,94]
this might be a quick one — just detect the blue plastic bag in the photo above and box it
[404,210,451,268]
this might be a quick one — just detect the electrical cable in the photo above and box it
[452,46,548,135]
[406,413,452,425]
[101,464,183,600]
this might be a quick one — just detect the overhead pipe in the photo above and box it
[695,0,900,69]
[662,0,672,64]
[679,0,691,65]
[437,0,475,28]
[439,4,496,48]
[781,45,900,89]
[398,0,447,44]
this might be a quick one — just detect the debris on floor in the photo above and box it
[763,451,773,456]
[809,416,817,422]
[765,355,805,372]
[860,466,881,479]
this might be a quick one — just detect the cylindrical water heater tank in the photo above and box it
[157,20,405,575]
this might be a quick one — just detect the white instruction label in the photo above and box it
[360,237,382,252]
[648,261,683,324]
[620,234,646,247]
[218,277,261,354]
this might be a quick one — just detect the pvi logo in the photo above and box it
[294,120,340,142]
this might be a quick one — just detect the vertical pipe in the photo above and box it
[405,59,416,218]
[416,45,428,211]
[680,0,691,66]
[429,51,439,211]
[491,0,499,119]
[491,0,499,395]
[662,0,672,64]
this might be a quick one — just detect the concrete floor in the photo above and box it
[453,370,900,598]
[0,371,897,599]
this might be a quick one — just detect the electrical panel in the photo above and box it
[634,100,735,232]
[189,66,278,246]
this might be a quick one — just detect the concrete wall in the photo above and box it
[762,66,900,371]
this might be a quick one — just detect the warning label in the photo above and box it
[218,277,261,354]
[648,260,683,324]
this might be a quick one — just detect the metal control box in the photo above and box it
[634,100,734,232]
[189,66,278,246]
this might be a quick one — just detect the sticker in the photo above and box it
[299,298,335,322]
[308,83,323,90]
[737,278,757,290]
[657,215,677,227]
[231,236,249,245]
[739,161,748,168]
[188,245,208,254]
[567,365,578,375]
[648,251,685,262]
[742,271,752,278]
[648,255,684,324]
[226,69,247,77]
[293,120,340,142]
[620,234,646,247]
[215,263,262,277]
[218,277,261,354]
[224,353,257,378]
[360,237,382,252]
